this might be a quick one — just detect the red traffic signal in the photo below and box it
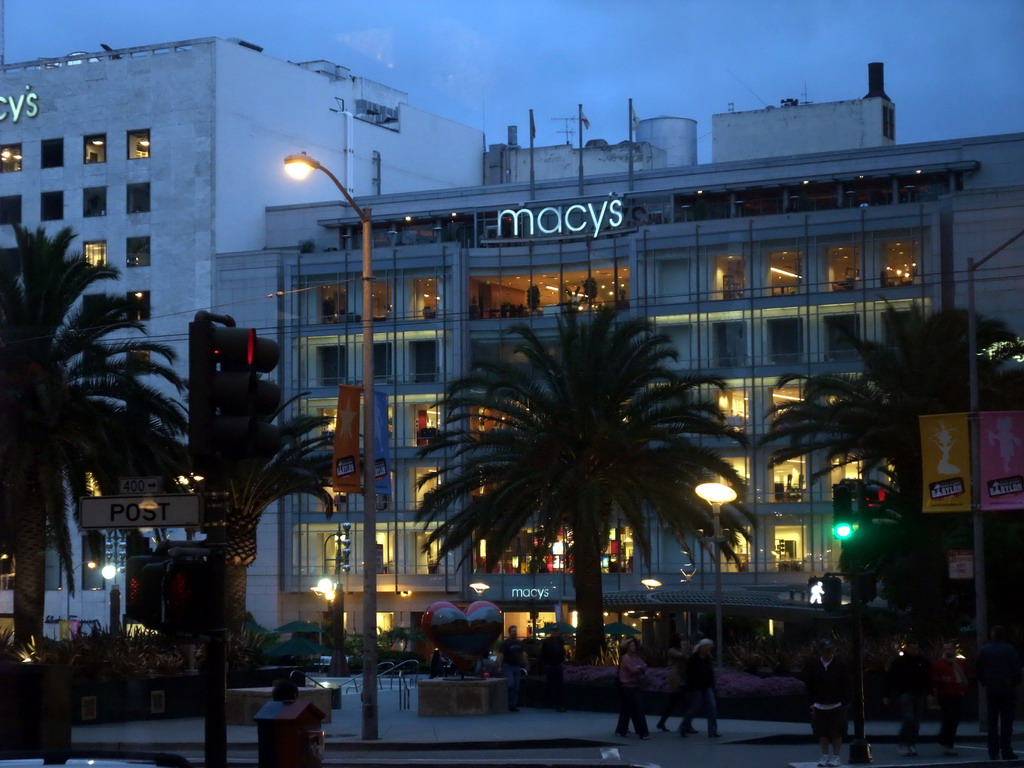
[189,311,281,462]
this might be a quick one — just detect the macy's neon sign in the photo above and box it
[498,198,624,240]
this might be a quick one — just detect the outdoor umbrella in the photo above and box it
[264,637,333,657]
[244,618,270,634]
[537,621,576,635]
[272,620,322,634]
[603,621,641,636]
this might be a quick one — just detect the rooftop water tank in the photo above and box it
[636,117,697,167]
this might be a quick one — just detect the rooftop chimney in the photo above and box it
[865,62,889,100]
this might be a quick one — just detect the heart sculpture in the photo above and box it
[422,600,503,674]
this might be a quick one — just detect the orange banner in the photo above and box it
[920,413,972,513]
[332,385,361,493]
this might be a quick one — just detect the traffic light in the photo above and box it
[189,311,281,462]
[858,481,888,522]
[822,575,843,611]
[339,522,352,574]
[832,481,857,540]
[124,553,214,636]
[125,554,167,629]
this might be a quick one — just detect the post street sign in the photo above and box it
[79,494,202,529]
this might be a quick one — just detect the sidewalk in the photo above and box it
[69,682,1021,768]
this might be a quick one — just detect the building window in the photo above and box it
[126,183,151,214]
[1,144,22,172]
[0,195,22,225]
[40,191,64,221]
[712,320,746,367]
[126,291,150,321]
[316,344,346,386]
[767,317,802,364]
[410,340,438,382]
[713,253,745,299]
[83,134,107,164]
[41,138,64,169]
[825,314,859,362]
[83,241,107,267]
[881,240,918,287]
[767,249,803,296]
[126,236,151,267]
[127,129,150,159]
[826,246,859,291]
[317,282,348,323]
[83,187,106,217]
[373,342,394,382]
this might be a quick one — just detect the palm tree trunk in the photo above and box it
[225,561,248,635]
[13,501,47,643]
[571,529,606,663]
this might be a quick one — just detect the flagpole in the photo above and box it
[578,103,584,196]
[628,98,635,192]
[529,109,536,201]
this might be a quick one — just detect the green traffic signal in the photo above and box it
[832,481,857,540]
[833,520,855,539]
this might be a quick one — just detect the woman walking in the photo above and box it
[656,633,691,731]
[680,638,719,737]
[615,638,650,739]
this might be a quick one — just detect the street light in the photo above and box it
[695,482,737,668]
[284,152,379,740]
[62,560,97,638]
[323,523,351,677]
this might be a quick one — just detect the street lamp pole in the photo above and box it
[284,153,378,739]
[695,482,737,669]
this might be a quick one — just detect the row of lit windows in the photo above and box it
[0,183,151,224]
[0,129,150,172]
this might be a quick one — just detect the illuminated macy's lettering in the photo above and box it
[0,85,39,123]
[510,587,550,599]
[499,198,623,239]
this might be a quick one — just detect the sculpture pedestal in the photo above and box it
[417,678,507,716]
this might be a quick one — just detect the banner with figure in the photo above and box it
[332,385,362,493]
[920,413,971,512]
[980,411,1024,511]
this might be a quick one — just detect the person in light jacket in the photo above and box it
[614,638,649,739]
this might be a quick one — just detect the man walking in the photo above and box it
[884,640,931,757]
[804,638,849,767]
[540,626,567,711]
[931,641,970,756]
[976,625,1022,761]
[499,625,526,711]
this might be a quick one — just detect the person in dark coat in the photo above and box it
[804,638,849,768]
[976,625,1022,761]
[540,626,567,711]
[680,638,718,737]
[884,639,932,756]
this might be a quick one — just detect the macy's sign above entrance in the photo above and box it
[497,198,624,240]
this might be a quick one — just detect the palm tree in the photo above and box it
[222,400,334,633]
[0,225,186,643]
[416,308,747,661]
[764,305,1024,624]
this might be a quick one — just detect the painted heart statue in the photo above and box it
[422,600,503,674]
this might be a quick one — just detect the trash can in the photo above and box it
[253,699,326,768]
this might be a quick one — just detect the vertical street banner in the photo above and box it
[920,413,972,512]
[332,385,361,493]
[373,390,392,495]
[979,411,1024,511]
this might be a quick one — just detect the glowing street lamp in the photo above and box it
[695,482,737,668]
[284,152,378,740]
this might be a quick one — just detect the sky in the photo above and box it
[5,0,1023,163]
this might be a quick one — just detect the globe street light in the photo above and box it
[284,152,379,740]
[695,482,737,668]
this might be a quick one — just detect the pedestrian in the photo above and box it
[429,648,443,679]
[931,640,970,756]
[680,637,719,738]
[540,626,567,711]
[656,633,690,732]
[804,637,849,768]
[614,638,650,739]
[976,625,1022,761]
[499,625,526,712]
[884,639,931,757]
